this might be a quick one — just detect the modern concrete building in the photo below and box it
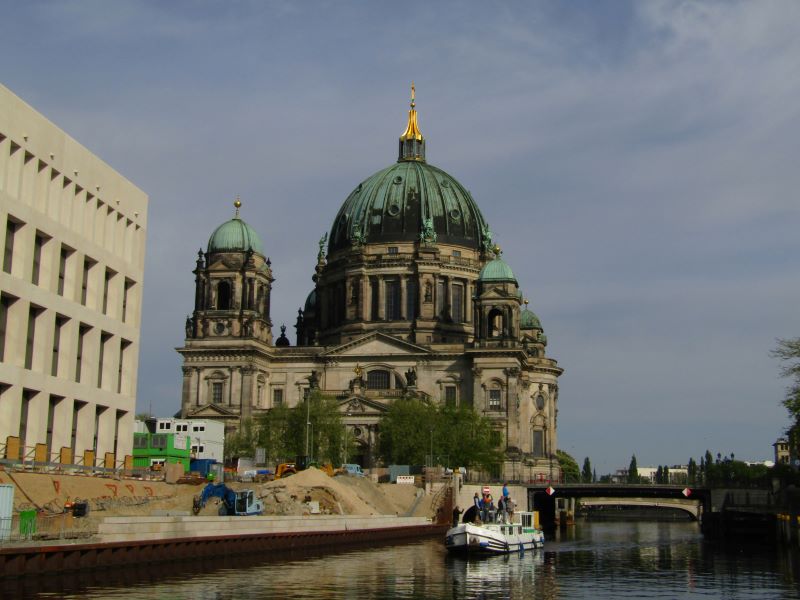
[0,84,148,466]
[178,88,562,479]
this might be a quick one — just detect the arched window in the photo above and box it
[488,384,502,410]
[488,307,504,337]
[367,369,390,390]
[217,281,232,310]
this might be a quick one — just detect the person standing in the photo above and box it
[452,505,463,527]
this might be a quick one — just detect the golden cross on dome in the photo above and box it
[411,81,416,108]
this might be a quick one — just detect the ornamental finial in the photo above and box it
[400,83,423,143]
[234,195,241,217]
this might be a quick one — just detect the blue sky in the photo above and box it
[3,1,799,474]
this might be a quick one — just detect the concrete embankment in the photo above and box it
[1,514,442,575]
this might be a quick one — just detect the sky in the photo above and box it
[2,0,799,475]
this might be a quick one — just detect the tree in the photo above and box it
[627,455,639,484]
[225,417,258,459]
[688,457,697,485]
[655,465,663,484]
[663,465,670,484]
[557,450,580,483]
[581,457,592,483]
[377,399,502,471]
[773,337,800,453]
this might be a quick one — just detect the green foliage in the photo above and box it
[256,390,350,464]
[688,457,698,485]
[581,457,592,483]
[627,455,639,484]
[773,337,800,450]
[377,399,503,471]
[225,417,258,459]
[557,450,580,483]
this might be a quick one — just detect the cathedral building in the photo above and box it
[178,89,563,479]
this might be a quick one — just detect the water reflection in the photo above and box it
[9,522,800,599]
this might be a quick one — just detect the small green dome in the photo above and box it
[520,308,542,330]
[479,257,516,283]
[207,216,264,255]
[304,289,317,314]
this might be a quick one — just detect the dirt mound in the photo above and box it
[0,467,432,527]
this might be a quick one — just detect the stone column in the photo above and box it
[465,281,473,325]
[181,367,193,416]
[377,276,386,320]
[241,367,254,420]
[400,275,407,320]
[361,275,370,321]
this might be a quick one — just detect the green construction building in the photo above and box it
[132,430,190,471]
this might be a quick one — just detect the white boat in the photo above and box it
[445,511,545,555]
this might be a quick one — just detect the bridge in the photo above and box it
[524,483,711,527]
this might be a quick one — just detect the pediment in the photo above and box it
[186,403,238,418]
[479,287,517,300]
[338,395,390,414]
[323,332,430,358]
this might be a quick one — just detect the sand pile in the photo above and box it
[0,467,434,533]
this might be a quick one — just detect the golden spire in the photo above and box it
[234,195,242,217]
[400,81,423,142]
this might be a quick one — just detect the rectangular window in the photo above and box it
[20,389,35,454]
[385,280,400,321]
[151,434,166,450]
[75,323,90,383]
[370,279,379,321]
[489,389,501,410]
[51,315,67,376]
[445,385,457,407]
[133,435,148,449]
[122,278,134,322]
[93,405,107,453]
[0,294,11,362]
[98,332,111,388]
[212,382,223,404]
[71,400,86,453]
[436,280,446,318]
[387,246,398,255]
[31,233,45,285]
[452,284,464,323]
[24,305,43,370]
[113,410,125,457]
[533,430,545,457]
[102,268,114,315]
[406,279,417,321]
[3,218,17,274]
[81,258,95,305]
[46,395,63,459]
[452,250,461,258]
[57,246,69,296]
[273,388,283,406]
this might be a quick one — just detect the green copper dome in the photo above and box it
[328,161,490,253]
[207,215,264,255]
[520,308,542,330]
[479,257,517,283]
[328,92,490,253]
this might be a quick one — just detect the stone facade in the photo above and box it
[0,83,148,464]
[178,93,562,479]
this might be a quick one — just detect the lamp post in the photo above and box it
[308,421,313,462]
[304,394,311,458]
[343,412,351,464]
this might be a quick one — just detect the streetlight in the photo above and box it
[304,393,311,458]
[308,421,314,462]
[343,412,351,464]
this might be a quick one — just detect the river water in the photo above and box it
[11,521,800,599]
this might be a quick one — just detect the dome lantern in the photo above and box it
[398,82,425,162]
